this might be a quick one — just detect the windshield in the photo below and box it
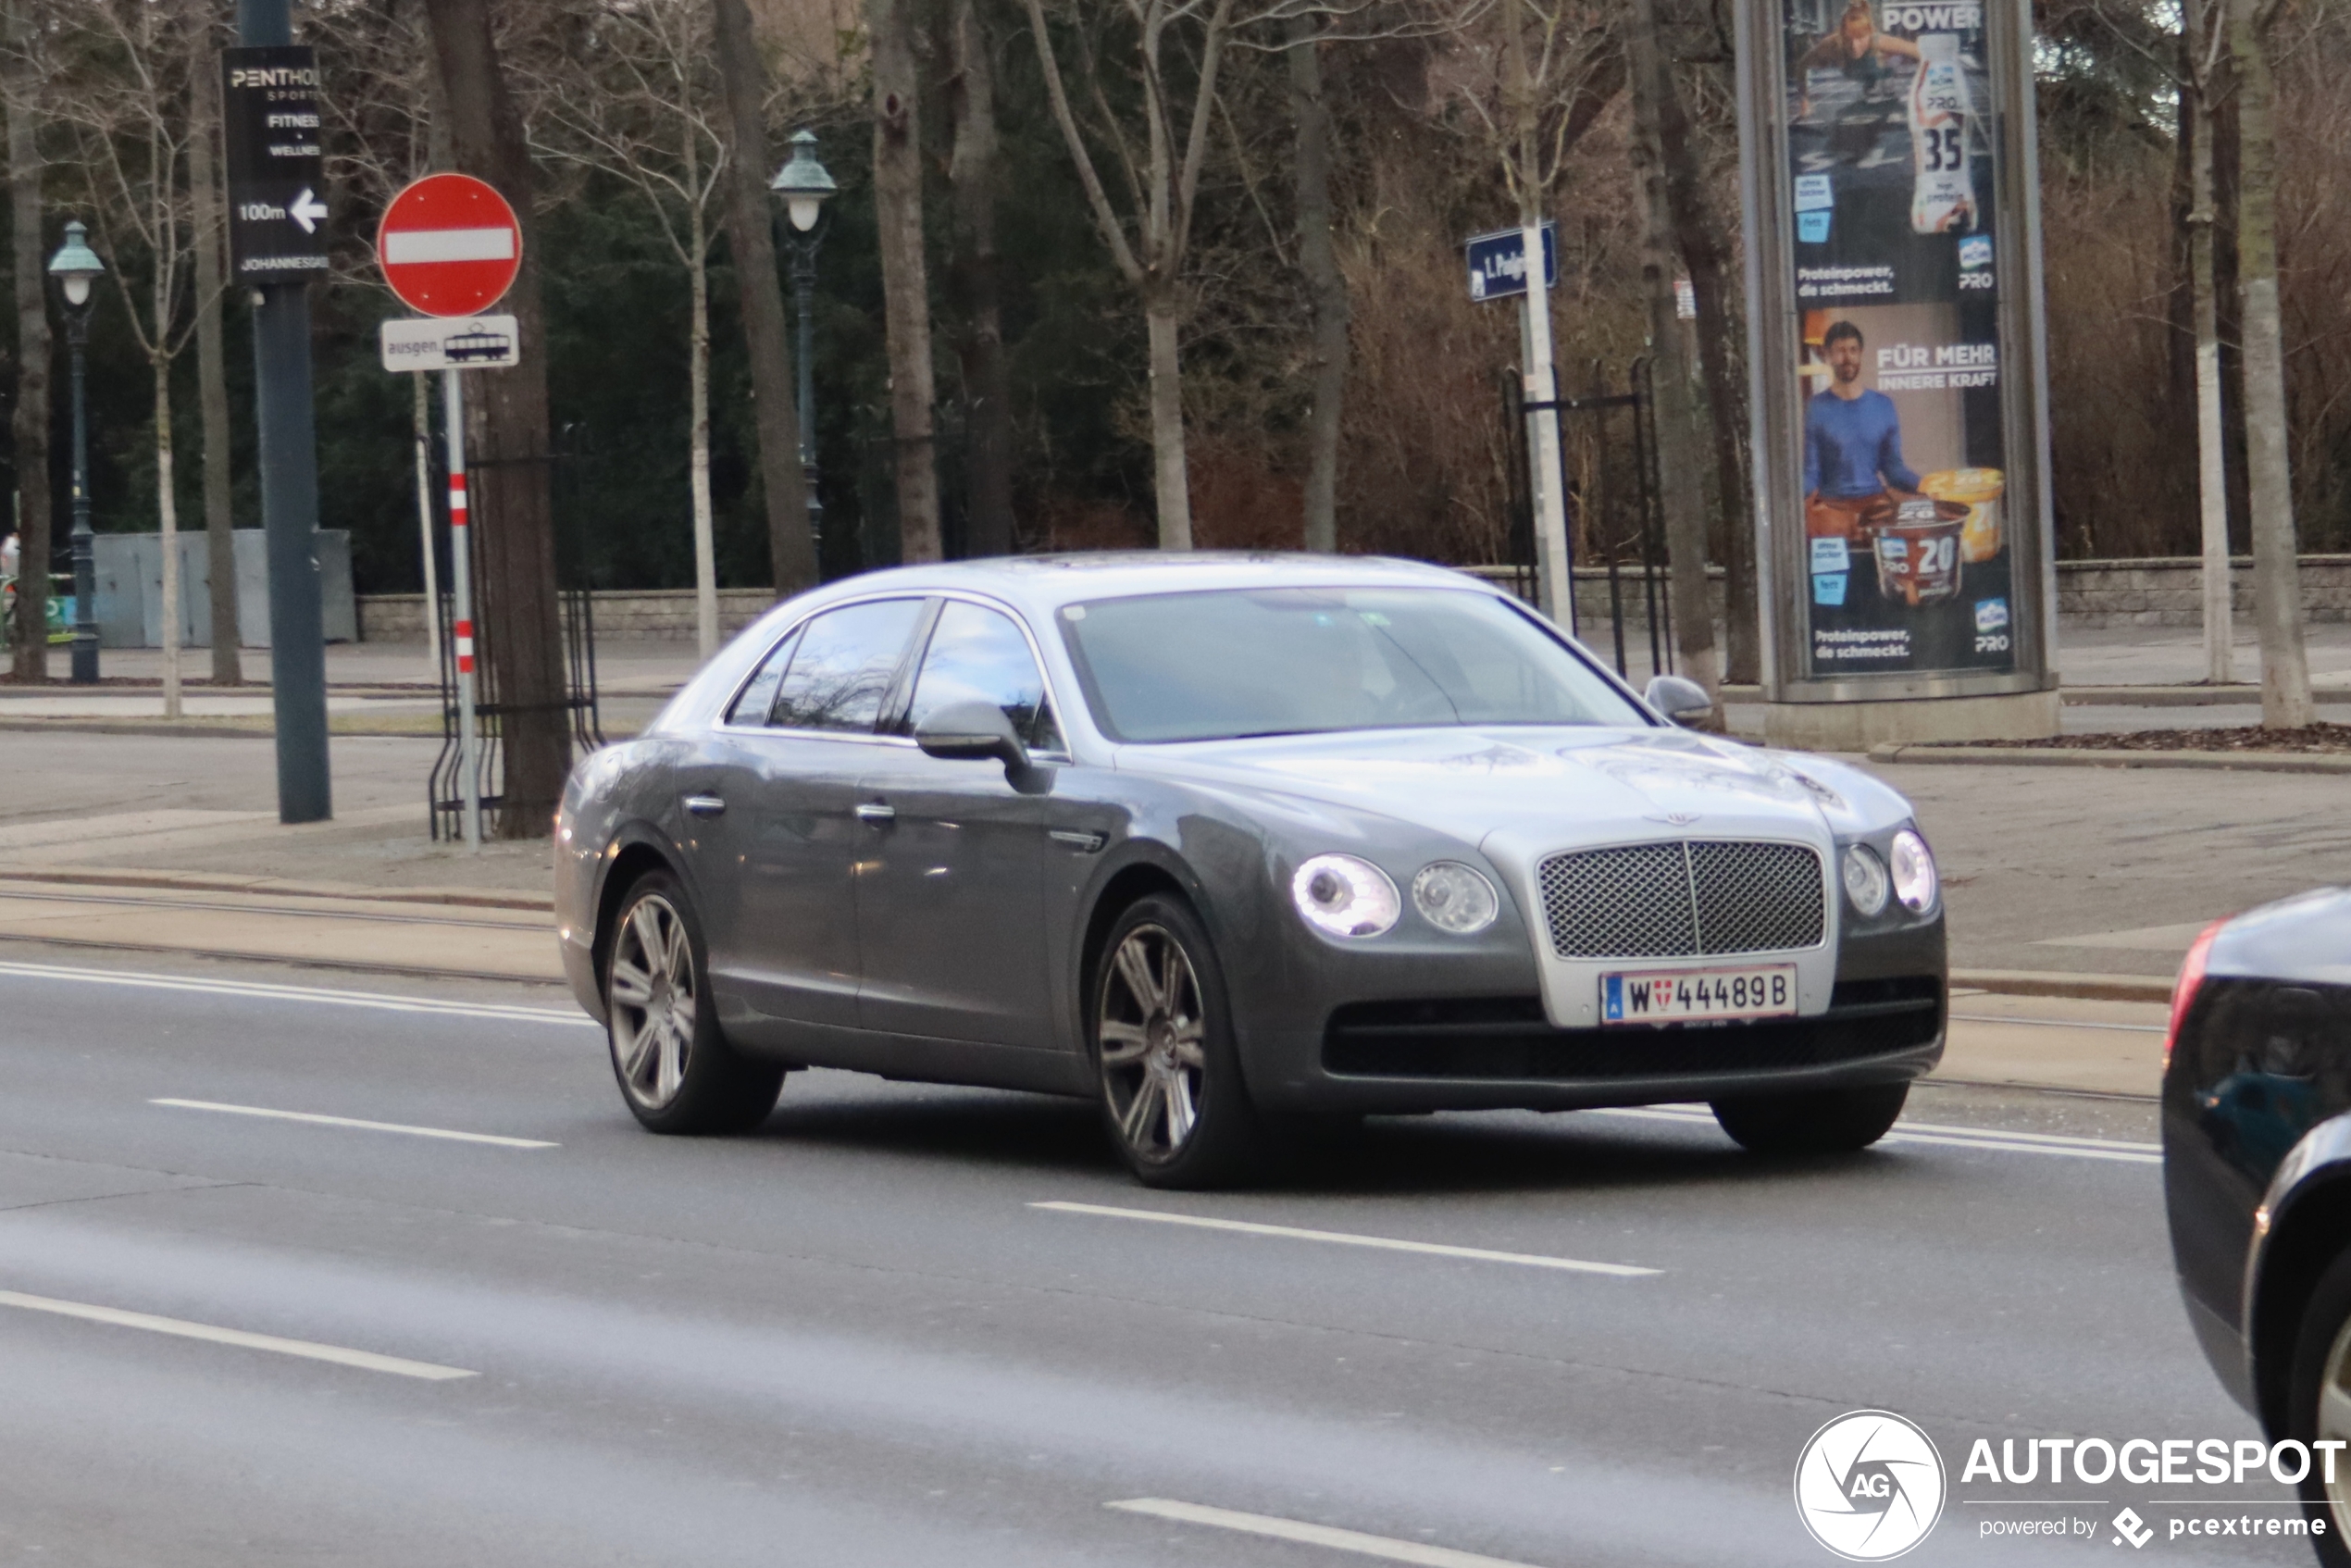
[1057,586,1651,743]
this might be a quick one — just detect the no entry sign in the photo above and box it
[376,173,521,318]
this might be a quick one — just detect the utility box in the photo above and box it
[92,529,355,649]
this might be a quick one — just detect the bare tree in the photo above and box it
[530,0,731,656]
[1287,12,1347,552]
[5,0,50,683]
[944,0,1015,556]
[711,0,816,597]
[2229,0,2312,728]
[871,0,943,560]
[56,0,214,719]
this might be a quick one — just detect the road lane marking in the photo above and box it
[0,960,594,1027]
[1030,1201,1657,1276]
[1590,1105,2159,1164]
[1949,1013,2165,1034]
[1106,1499,1547,1568]
[151,1099,557,1149]
[0,1288,477,1380]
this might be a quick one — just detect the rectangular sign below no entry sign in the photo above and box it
[379,315,520,372]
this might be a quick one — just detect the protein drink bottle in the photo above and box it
[1909,32,1975,234]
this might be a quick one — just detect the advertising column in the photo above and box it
[1738,0,2059,745]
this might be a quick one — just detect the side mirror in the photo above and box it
[914,700,1030,771]
[1643,674,1715,727]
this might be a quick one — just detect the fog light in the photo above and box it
[1412,861,1499,934]
[1291,853,1399,939]
[1842,843,1890,916]
[1890,829,1937,914]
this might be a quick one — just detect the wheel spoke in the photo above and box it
[1160,944,1185,1016]
[655,1014,685,1102]
[1163,1072,1196,1145]
[1169,1017,1206,1068]
[1099,1020,1150,1068]
[1113,937,1163,1014]
[663,913,692,985]
[629,902,665,970]
[2321,1382,2351,1446]
[610,957,653,1009]
[1121,1075,1163,1147]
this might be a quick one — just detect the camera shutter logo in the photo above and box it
[1794,1411,1947,1561]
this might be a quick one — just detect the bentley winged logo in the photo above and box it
[1646,811,1702,827]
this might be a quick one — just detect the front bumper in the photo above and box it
[1233,920,1946,1114]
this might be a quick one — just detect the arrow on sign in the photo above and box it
[290,188,329,234]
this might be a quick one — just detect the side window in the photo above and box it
[904,602,1051,743]
[726,629,799,725]
[770,599,926,733]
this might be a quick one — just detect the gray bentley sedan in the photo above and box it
[554,554,1947,1187]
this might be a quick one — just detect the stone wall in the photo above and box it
[355,556,2351,641]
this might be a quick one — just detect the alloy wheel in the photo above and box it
[609,892,697,1111]
[2322,1314,2351,1536]
[1097,924,1208,1161]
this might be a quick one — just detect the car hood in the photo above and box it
[1109,726,1861,852]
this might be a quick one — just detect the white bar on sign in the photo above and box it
[383,227,515,265]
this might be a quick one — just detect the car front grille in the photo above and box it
[1536,840,1824,959]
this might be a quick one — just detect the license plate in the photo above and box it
[1600,964,1797,1026]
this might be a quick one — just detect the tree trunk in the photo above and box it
[1144,294,1193,550]
[1287,13,1348,554]
[1647,0,1753,683]
[420,0,571,834]
[869,0,941,562]
[6,0,49,684]
[710,0,815,597]
[191,46,239,684]
[688,203,717,661]
[2186,42,2233,685]
[1627,0,1719,705]
[154,352,182,719]
[2229,0,2312,728]
[945,0,1014,557]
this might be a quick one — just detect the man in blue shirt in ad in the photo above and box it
[1804,319,1918,504]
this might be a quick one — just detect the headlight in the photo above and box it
[1890,829,1937,914]
[1291,853,1399,939]
[1841,843,1889,916]
[1412,861,1499,934]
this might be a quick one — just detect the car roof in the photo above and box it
[790,552,1510,618]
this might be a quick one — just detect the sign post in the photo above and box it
[376,173,524,852]
[1463,221,1574,631]
[1735,0,2059,746]
[222,31,331,823]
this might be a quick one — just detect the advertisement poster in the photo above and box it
[1783,0,2016,678]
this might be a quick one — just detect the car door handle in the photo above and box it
[1049,828,1107,852]
[683,794,727,818]
[855,803,897,825]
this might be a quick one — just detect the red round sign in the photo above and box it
[376,173,522,318]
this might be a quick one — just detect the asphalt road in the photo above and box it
[0,950,2319,1567]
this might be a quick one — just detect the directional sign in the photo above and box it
[376,174,522,318]
[379,315,520,373]
[222,46,329,283]
[1464,221,1558,303]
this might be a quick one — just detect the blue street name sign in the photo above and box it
[1464,221,1558,302]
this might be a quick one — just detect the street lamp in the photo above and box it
[47,219,105,685]
[770,130,836,561]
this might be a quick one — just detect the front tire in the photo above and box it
[1089,895,1263,1188]
[604,871,784,1135]
[1710,1082,1909,1155]
[2285,1249,2351,1566]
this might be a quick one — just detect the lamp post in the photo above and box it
[770,130,836,563]
[47,220,105,686]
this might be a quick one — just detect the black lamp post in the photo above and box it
[47,220,105,686]
[770,131,836,562]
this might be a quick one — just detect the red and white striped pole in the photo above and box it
[442,367,481,851]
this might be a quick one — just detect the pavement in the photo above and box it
[0,945,2307,1566]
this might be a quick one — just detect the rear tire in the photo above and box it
[604,871,785,1135]
[1710,1082,1909,1155]
[2285,1248,2351,1566]
[1088,894,1263,1189]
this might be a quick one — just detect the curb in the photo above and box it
[0,931,566,987]
[2063,684,2351,708]
[1870,743,2351,774]
[1952,968,2174,1004]
[0,868,553,914]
